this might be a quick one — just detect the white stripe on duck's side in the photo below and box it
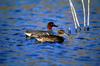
[25,32,32,37]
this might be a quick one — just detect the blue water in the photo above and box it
[0,0,100,66]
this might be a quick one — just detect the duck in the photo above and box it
[35,30,69,43]
[25,22,58,39]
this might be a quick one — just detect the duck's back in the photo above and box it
[25,30,52,38]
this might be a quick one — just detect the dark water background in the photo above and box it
[0,0,100,66]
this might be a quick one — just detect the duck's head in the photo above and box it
[58,30,65,36]
[58,30,70,37]
[47,22,58,30]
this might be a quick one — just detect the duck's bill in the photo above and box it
[64,33,70,37]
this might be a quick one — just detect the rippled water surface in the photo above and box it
[0,0,100,66]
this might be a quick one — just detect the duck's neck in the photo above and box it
[48,26,52,31]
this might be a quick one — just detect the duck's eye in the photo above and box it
[50,23,53,26]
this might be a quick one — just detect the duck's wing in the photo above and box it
[34,31,51,36]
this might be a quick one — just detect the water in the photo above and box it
[0,0,100,66]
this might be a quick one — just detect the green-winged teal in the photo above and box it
[25,22,58,38]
